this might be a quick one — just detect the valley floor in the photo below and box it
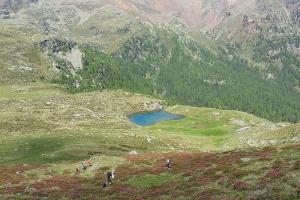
[0,83,299,199]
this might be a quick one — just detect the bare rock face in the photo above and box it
[39,39,76,54]
[3,0,38,11]
[0,0,9,18]
[0,8,9,18]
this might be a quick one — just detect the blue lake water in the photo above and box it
[129,110,184,126]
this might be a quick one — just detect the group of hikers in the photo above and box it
[76,158,173,189]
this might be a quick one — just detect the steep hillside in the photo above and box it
[108,0,300,92]
[0,0,299,123]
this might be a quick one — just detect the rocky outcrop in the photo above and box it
[39,39,76,53]
[143,101,164,112]
[3,0,38,10]
[1,0,38,18]
[0,8,10,18]
[37,38,79,76]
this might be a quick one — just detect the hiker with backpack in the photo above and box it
[106,170,115,184]
[100,170,116,189]
[166,159,172,170]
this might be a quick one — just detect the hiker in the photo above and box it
[101,181,108,188]
[106,170,115,184]
[166,159,172,169]
[80,162,87,172]
[106,171,112,184]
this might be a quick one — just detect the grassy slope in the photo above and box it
[0,84,299,199]
[2,143,300,199]
[104,144,300,200]
[0,19,52,84]
[0,83,169,164]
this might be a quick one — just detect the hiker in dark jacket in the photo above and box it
[106,171,113,184]
[166,159,172,169]
[106,170,116,184]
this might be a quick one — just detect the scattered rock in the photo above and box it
[143,101,164,111]
[276,123,289,128]
[249,121,256,125]
[236,126,251,133]
[268,140,278,145]
[241,157,251,163]
[212,112,220,116]
[24,186,38,194]
[245,139,258,147]
[291,137,300,142]
[230,118,249,126]
[8,65,33,72]
[169,147,175,151]
[129,150,138,155]
[204,79,227,85]
[146,135,155,143]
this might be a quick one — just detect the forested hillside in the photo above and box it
[52,27,300,122]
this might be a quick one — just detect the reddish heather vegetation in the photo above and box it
[0,164,44,185]
[1,144,300,199]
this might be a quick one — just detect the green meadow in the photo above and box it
[0,83,290,166]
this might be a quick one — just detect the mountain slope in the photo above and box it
[1,1,300,199]
[0,0,299,122]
